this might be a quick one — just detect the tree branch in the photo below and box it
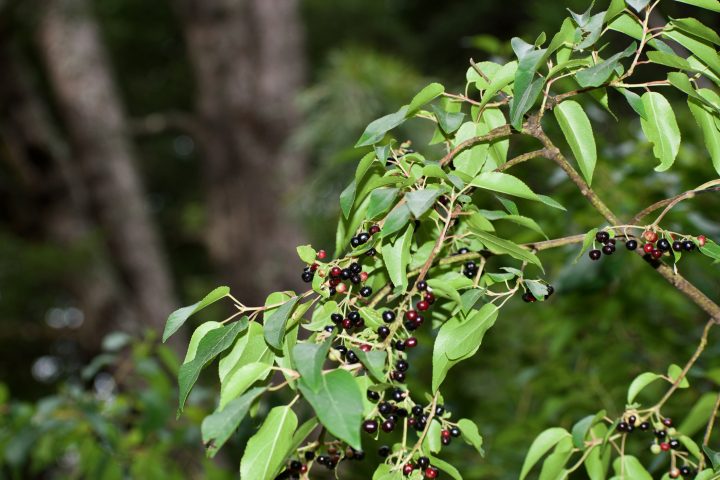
[439,125,512,167]
[524,115,720,321]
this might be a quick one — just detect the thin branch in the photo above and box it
[630,183,720,225]
[699,391,720,469]
[439,125,512,167]
[497,149,548,172]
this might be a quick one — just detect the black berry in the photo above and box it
[602,244,615,255]
[381,420,395,433]
[360,286,372,297]
[669,439,680,449]
[657,239,671,251]
[331,313,343,323]
[382,311,396,323]
[682,240,695,251]
[363,420,378,434]
[395,340,406,351]
[346,351,359,364]
[417,280,428,291]
[350,237,361,248]
[450,426,461,437]
[301,271,313,282]
[367,390,380,401]
[626,239,638,250]
[358,232,370,244]
[378,402,392,415]
[378,445,390,457]
[350,262,362,273]
[672,240,683,251]
[458,248,469,254]
[378,326,390,338]
[522,292,536,303]
[418,456,430,469]
[396,360,409,372]
[596,231,610,243]
[589,249,601,260]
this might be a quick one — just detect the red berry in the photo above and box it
[369,225,381,235]
[317,250,327,259]
[660,442,670,451]
[417,300,430,311]
[644,231,658,243]
[300,465,308,474]
[360,344,371,352]
[405,337,418,348]
[651,249,663,259]
[336,283,347,294]
[405,310,418,321]
[360,272,369,282]
[330,267,342,277]
[441,429,451,438]
[403,464,415,475]
[424,292,435,304]
[698,235,707,247]
[310,263,319,272]
[424,467,438,479]
[643,243,654,253]
[669,469,680,478]
[330,278,341,287]
[341,318,353,330]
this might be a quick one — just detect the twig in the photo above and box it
[699,391,720,469]
[439,125,512,167]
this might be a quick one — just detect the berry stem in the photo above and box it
[395,392,440,471]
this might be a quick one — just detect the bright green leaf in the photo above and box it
[239,405,298,480]
[640,91,681,172]
[264,297,300,350]
[520,428,572,480]
[202,387,265,458]
[554,99,597,185]
[163,286,229,342]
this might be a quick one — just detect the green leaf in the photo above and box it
[353,348,387,382]
[289,418,319,454]
[571,410,606,448]
[585,445,609,480]
[679,392,720,436]
[680,435,703,460]
[340,180,357,219]
[431,104,466,134]
[575,42,636,88]
[429,455,463,480]
[296,245,317,264]
[298,369,364,450]
[520,428,572,480]
[510,76,545,130]
[292,340,332,392]
[554,100,597,185]
[478,61,518,109]
[405,188,443,218]
[264,297,300,350]
[219,361,272,409]
[458,418,484,455]
[703,445,720,470]
[667,363,690,388]
[184,321,223,363]
[575,228,599,263]
[473,230,543,270]
[537,194,567,211]
[611,455,652,480]
[163,286,229,342]
[700,239,720,261]
[239,405,298,480]
[496,214,547,238]
[219,322,273,382]
[407,83,445,116]
[640,91,681,172]
[627,371,662,404]
[433,304,499,391]
[177,320,246,415]
[671,18,720,46]
[382,224,415,293]
[674,0,720,12]
[366,188,400,220]
[471,172,540,201]
[689,95,720,175]
[617,87,646,118]
[664,29,720,77]
[424,419,443,454]
[355,106,409,147]
[626,0,651,12]
[202,386,265,458]
[647,50,692,70]
[381,203,412,238]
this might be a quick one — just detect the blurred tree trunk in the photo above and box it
[37,0,179,337]
[174,0,307,304]
[0,36,136,348]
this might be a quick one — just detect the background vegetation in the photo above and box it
[0,0,719,478]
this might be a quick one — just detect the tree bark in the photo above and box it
[174,0,307,304]
[37,0,178,336]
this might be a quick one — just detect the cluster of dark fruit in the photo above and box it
[362,388,411,435]
[522,285,554,303]
[350,224,381,250]
[275,446,367,478]
[587,230,621,260]
[617,416,697,478]
[458,248,478,279]
[589,231,705,261]
[326,261,372,297]
[331,340,371,365]
[402,457,440,478]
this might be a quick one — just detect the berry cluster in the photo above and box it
[275,444,368,478]
[616,415,698,478]
[588,230,707,262]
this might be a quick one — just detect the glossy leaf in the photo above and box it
[458,418,484,455]
[671,18,720,46]
[554,99,597,185]
[664,30,720,77]
[640,91,681,172]
[219,362,272,409]
[575,42,636,87]
[520,428,572,480]
[405,188,443,219]
[433,304,499,391]
[382,223,415,293]
[264,296,300,350]
[611,455,652,480]
[367,188,400,220]
[177,320,246,415]
[674,0,720,12]
[471,172,540,201]
[163,286,229,342]
[353,348,387,382]
[298,369,363,450]
[292,340,332,392]
[356,106,409,147]
[627,371,662,404]
[381,203,412,238]
[688,94,720,175]
[407,83,444,116]
[202,386,265,458]
[239,406,298,480]
[473,230,543,269]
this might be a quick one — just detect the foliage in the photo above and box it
[167,0,720,478]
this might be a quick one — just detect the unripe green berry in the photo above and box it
[651,444,661,454]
